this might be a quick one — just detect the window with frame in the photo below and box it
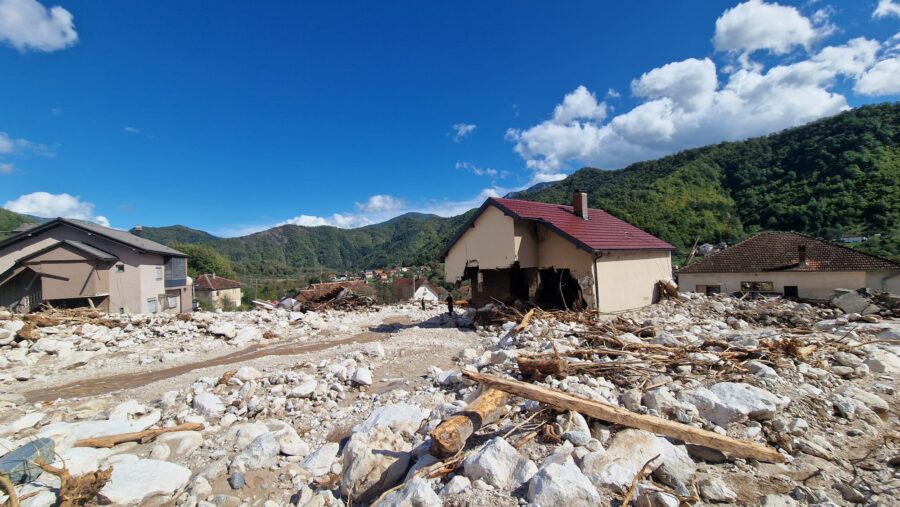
[155,266,163,280]
[167,295,179,309]
[741,281,774,292]
[116,264,125,273]
[147,298,158,313]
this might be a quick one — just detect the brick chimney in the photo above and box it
[573,190,588,220]
[798,245,807,266]
[133,225,143,237]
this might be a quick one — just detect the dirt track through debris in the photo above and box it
[24,330,385,402]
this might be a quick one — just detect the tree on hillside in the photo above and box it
[172,243,238,279]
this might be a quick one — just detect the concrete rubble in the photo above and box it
[0,292,897,506]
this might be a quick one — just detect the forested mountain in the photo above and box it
[518,103,899,252]
[2,103,897,276]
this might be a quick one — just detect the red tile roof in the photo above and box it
[442,198,674,257]
[194,274,243,291]
[678,232,900,274]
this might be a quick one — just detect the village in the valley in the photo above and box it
[1,1,900,506]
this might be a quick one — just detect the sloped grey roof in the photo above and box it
[62,240,118,261]
[0,218,187,257]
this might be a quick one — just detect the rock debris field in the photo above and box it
[0,293,898,506]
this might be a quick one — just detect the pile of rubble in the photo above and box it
[0,293,898,506]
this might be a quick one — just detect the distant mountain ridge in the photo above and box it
[2,103,897,274]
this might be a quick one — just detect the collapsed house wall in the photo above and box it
[19,244,113,308]
[678,271,871,299]
[594,250,671,313]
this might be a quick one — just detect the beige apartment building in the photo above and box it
[677,232,900,299]
[0,218,191,314]
[441,192,675,313]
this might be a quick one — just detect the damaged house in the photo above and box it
[677,231,900,298]
[441,192,674,312]
[0,218,190,314]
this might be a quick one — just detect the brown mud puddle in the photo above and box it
[25,331,383,403]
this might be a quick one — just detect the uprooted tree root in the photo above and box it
[35,460,112,507]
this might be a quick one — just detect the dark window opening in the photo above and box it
[705,285,721,296]
[784,286,799,298]
[741,281,774,292]
[116,264,125,272]
[536,268,585,310]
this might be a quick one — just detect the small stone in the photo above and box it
[562,430,591,447]
[440,475,470,496]
[352,367,373,386]
[698,477,737,503]
[834,483,865,503]
[150,443,170,460]
[373,477,440,507]
[228,472,245,490]
[759,494,797,506]
[299,443,340,477]
[192,392,225,419]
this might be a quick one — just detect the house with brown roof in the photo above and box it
[194,273,243,310]
[441,192,675,312]
[677,232,900,299]
[0,218,190,314]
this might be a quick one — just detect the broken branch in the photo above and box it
[73,422,204,448]
[461,370,784,463]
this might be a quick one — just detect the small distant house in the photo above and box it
[677,232,900,298]
[0,218,190,313]
[392,277,448,302]
[441,192,675,312]
[296,280,366,302]
[194,273,243,309]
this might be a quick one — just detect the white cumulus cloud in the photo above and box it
[451,123,477,142]
[855,56,900,95]
[354,194,405,213]
[0,162,13,174]
[507,2,895,173]
[3,192,110,227]
[0,0,78,52]
[714,0,821,56]
[455,161,509,179]
[874,0,900,18]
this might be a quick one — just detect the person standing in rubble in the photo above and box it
[420,297,426,311]
[446,294,454,315]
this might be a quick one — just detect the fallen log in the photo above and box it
[73,423,204,448]
[461,370,785,463]
[429,388,511,458]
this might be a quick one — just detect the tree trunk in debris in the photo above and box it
[429,388,511,458]
[462,370,784,463]
[516,356,568,379]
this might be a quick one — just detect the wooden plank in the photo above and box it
[462,370,784,463]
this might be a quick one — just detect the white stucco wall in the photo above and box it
[445,206,516,282]
[678,271,874,299]
[595,250,672,313]
[865,271,900,294]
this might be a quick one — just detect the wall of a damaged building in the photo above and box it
[444,205,516,282]
[533,224,596,308]
[865,271,900,294]
[677,271,870,299]
[0,224,165,313]
[595,250,671,313]
[20,245,112,305]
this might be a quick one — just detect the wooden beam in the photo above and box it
[462,370,784,463]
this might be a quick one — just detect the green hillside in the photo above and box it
[519,103,900,260]
[0,209,36,239]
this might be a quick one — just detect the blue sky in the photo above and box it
[1,0,898,236]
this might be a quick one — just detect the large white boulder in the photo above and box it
[98,459,191,505]
[462,437,537,491]
[352,403,428,435]
[192,392,225,419]
[341,426,412,502]
[580,429,662,493]
[373,477,441,507]
[527,458,600,505]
